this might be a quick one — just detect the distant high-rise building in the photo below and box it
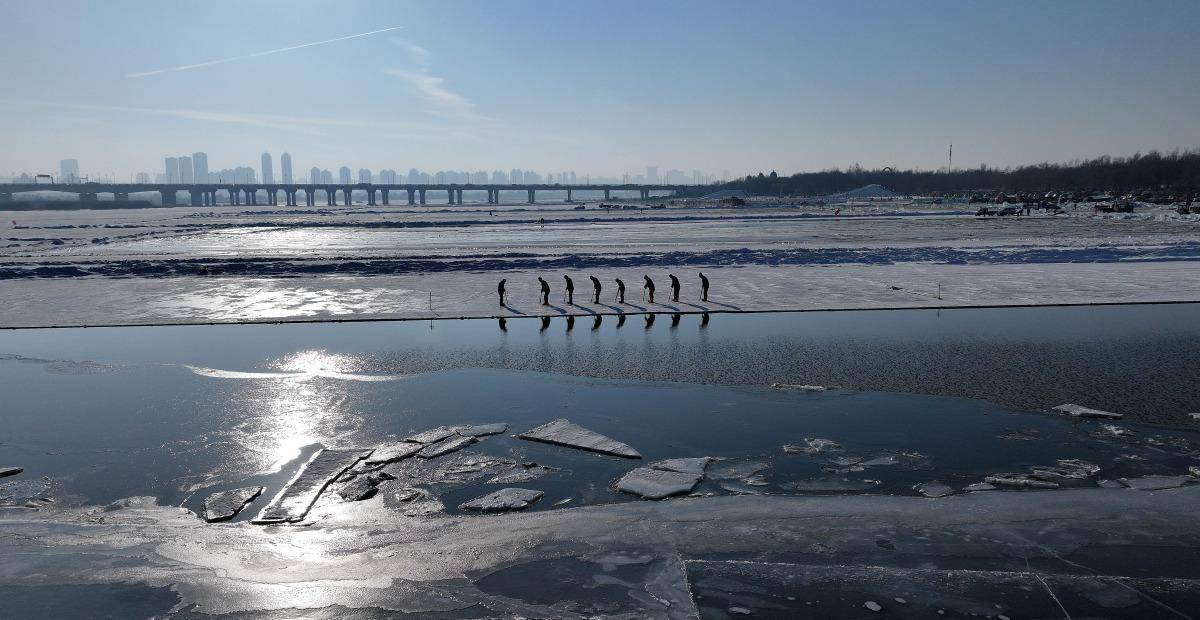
[135,172,151,184]
[358,168,372,184]
[192,152,208,184]
[309,167,321,184]
[321,169,334,184]
[510,169,523,184]
[164,157,179,183]
[646,166,658,184]
[339,167,351,184]
[261,153,273,184]
[59,159,80,183]
[178,155,193,183]
[492,170,507,184]
[280,153,293,184]
[692,169,702,184]
[379,169,398,184]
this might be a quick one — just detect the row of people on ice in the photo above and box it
[498,272,710,306]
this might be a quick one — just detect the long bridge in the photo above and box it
[0,182,705,206]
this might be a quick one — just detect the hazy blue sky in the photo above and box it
[2,0,1198,180]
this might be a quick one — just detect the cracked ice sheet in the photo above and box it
[4,488,1200,616]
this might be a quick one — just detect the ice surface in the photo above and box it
[364,441,423,464]
[783,438,841,454]
[780,478,879,492]
[518,418,641,458]
[1119,475,1194,491]
[617,467,702,499]
[454,423,508,437]
[416,435,476,459]
[0,467,22,478]
[252,448,370,524]
[202,487,263,522]
[914,481,955,498]
[1052,403,1122,419]
[650,457,711,475]
[459,488,544,512]
[404,427,458,444]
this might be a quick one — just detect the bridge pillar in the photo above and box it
[419,189,426,205]
[641,189,649,200]
[161,190,177,206]
[527,188,535,204]
[381,189,389,205]
[367,188,376,206]
[249,189,259,206]
[190,190,203,206]
[604,189,610,200]
[341,187,352,206]
[407,188,416,205]
[325,188,335,206]
[447,188,454,204]
[79,192,98,203]
[208,190,218,206]
[304,189,314,206]
[456,189,463,204]
[566,188,573,203]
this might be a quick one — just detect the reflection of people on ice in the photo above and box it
[538,277,550,305]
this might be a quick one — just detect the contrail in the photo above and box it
[127,26,402,78]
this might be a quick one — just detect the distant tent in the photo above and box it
[697,189,750,200]
[828,184,899,199]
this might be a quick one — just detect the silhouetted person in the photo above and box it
[498,317,507,332]
[669,274,680,302]
[540,316,551,331]
[590,276,602,303]
[563,275,574,305]
[615,278,626,303]
[699,272,709,302]
[497,278,507,306]
[538,277,550,305]
[643,275,655,304]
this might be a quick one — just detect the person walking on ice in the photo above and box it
[699,272,709,302]
[538,277,550,305]
[497,278,507,306]
[668,274,681,302]
[563,275,575,305]
[590,276,602,304]
[615,278,626,304]
[643,275,655,304]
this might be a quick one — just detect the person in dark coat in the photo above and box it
[538,277,550,305]
[590,275,602,303]
[699,272,709,302]
[497,278,507,306]
[563,275,574,305]
[668,274,681,302]
[643,275,655,304]
[615,278,626,303]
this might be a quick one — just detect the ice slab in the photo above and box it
[418,435,476,459]
[518,418,641,458]
[1052,403,1122,419]
[365,441,423,465]
[617,467,702,499]
[964,482,997,492]
[780,478,879,492]
[405,426,459,444]
[783,438,841,455]
[914,481,955,498]
[459,488,543,512]
[0,467,23,478]
[202,486,263,523]
[455,423,509,437]
[337,475,382,501]
[650,457,711,475]
[1119,475,1194,491]
[985,474,1059,489]
[770,383,828,392]
[252,448,370,524]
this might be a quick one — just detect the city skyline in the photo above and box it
[2,1,1198,181]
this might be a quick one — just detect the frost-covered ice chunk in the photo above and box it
[338,474,388,501]
[985,474,1059,489]
[780,478,879,492]
[783,438,841,455]
[454,423,508,437]
[417,435,476,459]
[518,418,641,458]
[914,481,954,498]
[771,383,828,392]
[1052,403,1122,419]
[864,601,884,612]
[1030,459,1100,482]
[1118,475,1194,491]
[650,457,711,475]
[618,467,702,499]
[365,441,423,464]
[0,467,22,479]
[202,486,262,522]
[459,488,543,512]
[253,448,370,524]
[963,482,997,492]
[404,426,459,444]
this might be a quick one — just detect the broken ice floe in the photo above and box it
[770,383,829,392]
[914,481,955,498]
[253,448,371,524]
[0,467,22,479]
[405,426,459,444]
[487,462,557,484]
[418,435,476,459]
[984,474,1059,489]
[1029,459,1101,482]
[780,478,880,492]
[202,486,263,522]
[365,441,424,465]
[1052,403,1122,419]
[1118,475,1195,491]
[650,457,711,475]
[783,438,841,455]
[963,482,997,492]
[454,423,508,437]
[337,473,392,501]
[618,467,702,499]
[518,418,641,458]
[459,488,544,512]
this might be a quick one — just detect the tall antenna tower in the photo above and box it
[948,144,953,174]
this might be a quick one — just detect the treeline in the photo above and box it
[712,149,1200,196]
